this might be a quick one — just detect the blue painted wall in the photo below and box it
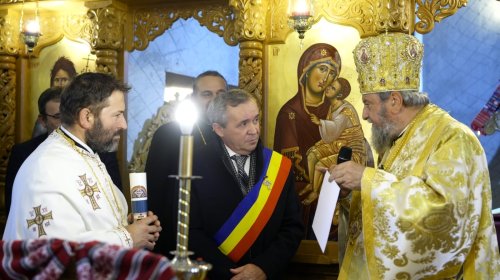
[422,0,500,162]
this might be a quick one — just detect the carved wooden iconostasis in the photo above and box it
[0,0,466,274]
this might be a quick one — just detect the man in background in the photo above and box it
[189,89,303,279]
[5,87,62,216]
[4,73,161,249]
[146,70,227,256]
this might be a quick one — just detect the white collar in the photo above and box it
[60,125,95,154]
[225,145,239,158]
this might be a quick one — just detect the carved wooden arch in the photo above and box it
[124,4,238,52]
[126,4,238,172]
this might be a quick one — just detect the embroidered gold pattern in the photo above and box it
[57,129,126,226]
[26,205,53,237]
[397,204,458,254]
[79,174,101,210]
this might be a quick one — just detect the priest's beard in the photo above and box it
[371,106,399,155]
[86,118,121,153]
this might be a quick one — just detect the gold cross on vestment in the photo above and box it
[79,174,101,210]
[26,205,53,237]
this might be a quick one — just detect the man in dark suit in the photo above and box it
[189,89,304,279]
[146,70,227,256]
[5,87,62,215]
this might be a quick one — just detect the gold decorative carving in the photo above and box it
[229,1,265,106]
[0,54,16,217]
[0,10,20,55]
[86,6,125,76]
[4,9,91,57]
[29,12,65,57]
[229,0,267,41]
[129,102,177,172]
[314,0,389,38]
[95,49,117,76]
[126,5,237,52]
[268,0,466,42]
[415,0,467,34]
[192,6,238,46]
[239,41,263,102]
[87,6,125,50]
[0,4,93,57]
[267,0,288,41]
[373,0,413,33]
[62,13,93,46]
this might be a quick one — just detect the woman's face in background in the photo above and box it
[52,69,71,87]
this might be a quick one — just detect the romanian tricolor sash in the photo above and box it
[214,148,291,262]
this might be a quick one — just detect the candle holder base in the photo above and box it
[170,251,212,280]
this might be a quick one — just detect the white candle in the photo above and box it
[129,172,148,220]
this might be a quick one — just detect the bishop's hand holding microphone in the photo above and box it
[337,146,352,164]
[329,146,365,194]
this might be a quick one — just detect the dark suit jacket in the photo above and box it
[189,137,304,279]
[5,132,122,218]
[146,119,215,257]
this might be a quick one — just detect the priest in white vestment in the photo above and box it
[328,32,500,279]
[3,73,161,250]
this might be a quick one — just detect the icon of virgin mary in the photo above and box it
[274,43,342,238]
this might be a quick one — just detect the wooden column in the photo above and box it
[0,8,21,226]
[230,0,267,104]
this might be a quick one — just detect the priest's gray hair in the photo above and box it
[378,90,430,107]
[207,89,259,128]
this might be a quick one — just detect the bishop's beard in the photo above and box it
[370,107,399,155]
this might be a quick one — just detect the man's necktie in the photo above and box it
[231,155,249,187]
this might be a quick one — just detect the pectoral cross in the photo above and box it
[26,205,53,237]
[79,174,101,210]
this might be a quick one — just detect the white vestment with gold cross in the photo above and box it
[3,128,132,248]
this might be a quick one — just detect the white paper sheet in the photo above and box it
[312,171,341,253]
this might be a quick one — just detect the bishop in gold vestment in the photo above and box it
[341,104,500,279]
[330,32,500,279]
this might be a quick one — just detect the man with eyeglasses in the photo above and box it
[5,87,62,215]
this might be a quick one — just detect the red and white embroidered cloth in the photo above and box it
[0,239,175,279]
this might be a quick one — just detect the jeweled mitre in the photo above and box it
[353,32,424,94]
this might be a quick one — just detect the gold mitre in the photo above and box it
[353,32,424,94]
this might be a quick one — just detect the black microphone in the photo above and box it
[337,146,352,164]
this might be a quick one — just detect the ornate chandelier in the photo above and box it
[20,0,41,53]
[288,0,314,40]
